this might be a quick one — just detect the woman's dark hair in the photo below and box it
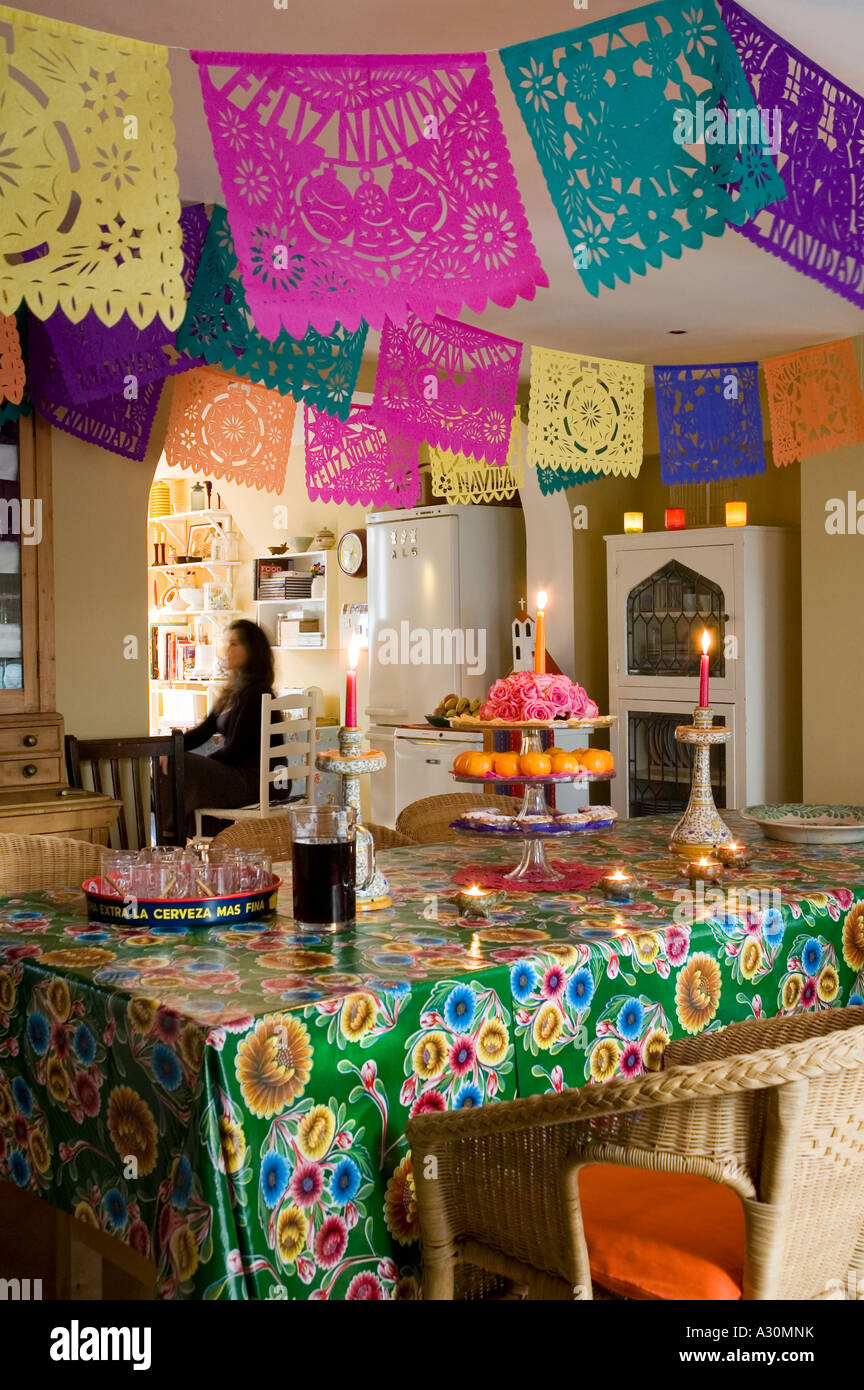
[217,620,274,710]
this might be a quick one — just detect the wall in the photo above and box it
[52,397,167,738]
[800,336,864,802]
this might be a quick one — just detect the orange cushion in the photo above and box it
[578,1165,745,1301]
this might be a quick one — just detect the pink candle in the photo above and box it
[698,629,710,708]
[345,635,359,727]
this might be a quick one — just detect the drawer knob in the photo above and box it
[22,764,38,777]
[22,735,37,748]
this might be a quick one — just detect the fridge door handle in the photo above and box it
[425,757,441,765]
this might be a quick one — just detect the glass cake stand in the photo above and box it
[449,721,615,883]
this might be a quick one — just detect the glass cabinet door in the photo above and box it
[627,559,726,679]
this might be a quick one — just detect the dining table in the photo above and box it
[0,812,862,1300]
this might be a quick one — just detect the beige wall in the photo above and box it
[52,395,169,738]
[800,337,864,803]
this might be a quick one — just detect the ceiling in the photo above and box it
[31,0,864,368]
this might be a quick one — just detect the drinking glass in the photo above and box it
[100,850,139,899]
[286,806,373,928]
[232,850,272,892]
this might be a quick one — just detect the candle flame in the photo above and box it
[701,629,711,656]
[607,870,629,881]
[726,843,741,851]
[536,589,547,612]
[695,857,711,867]
[464,884,486,897]
[348,634,360,669]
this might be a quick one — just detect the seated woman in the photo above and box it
[170,619,290,838]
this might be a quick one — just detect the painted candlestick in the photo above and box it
[315,728,390,909]
[669,704,732,859]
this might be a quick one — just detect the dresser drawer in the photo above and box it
[0,756,62,787]
[0,725,61,756]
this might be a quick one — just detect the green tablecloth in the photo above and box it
[1,813,863,1299]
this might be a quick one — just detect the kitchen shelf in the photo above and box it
[149,510,232,527]
[149,609,239,621]
[148,562,241,573]
[257,595,324,604]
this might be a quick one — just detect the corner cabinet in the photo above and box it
[605,527,802,819]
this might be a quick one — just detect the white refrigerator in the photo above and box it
[365,505,525,824]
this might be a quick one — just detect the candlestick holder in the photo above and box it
[315,728,391,909]
[669,705,733,860]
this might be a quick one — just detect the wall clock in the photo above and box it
[337,528,367,578]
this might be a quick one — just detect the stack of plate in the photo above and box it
[258,575,314,600]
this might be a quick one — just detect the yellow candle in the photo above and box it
[534,589,547,674]
[725,501,747,527]
[624,512,644,533]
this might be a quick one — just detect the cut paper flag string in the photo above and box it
[720,0,864,312]
[528,345,645,477]
[500,0,785,297]
[763,339,864,467]
[191,50,546,339]
[164,367,296,494]
[305,404,421,509]
[654,362,765,485]
[42,205,209,407]
[27,313,163,462]
[373,313,522,466]
[535,463,604,495]
[176,206,367,421]
[0,5,184,330]
[429,411,524,504]
[0,315,25,406]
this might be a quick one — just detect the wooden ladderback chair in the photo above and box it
[194,689,318,837]
[65,732,185,850]
[395,794,523,845]
[407,1008,864,1301]
[0,832,101,893]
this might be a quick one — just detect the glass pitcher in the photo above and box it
[287,805,374,928]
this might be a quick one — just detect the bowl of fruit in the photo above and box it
[426,694,483,728]
[450,746,615,783]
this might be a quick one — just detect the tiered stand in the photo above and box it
[447,715,617,884]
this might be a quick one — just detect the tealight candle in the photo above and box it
[685,856,723,885]
[624,512,644,534]
[716,841,751,869]
[450,885,506,919]
[602,869,634,903]
[725,501,748,527]
[664,507,685,530]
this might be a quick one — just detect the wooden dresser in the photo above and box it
[0,415,120,840]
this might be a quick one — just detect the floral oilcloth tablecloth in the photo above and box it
[1,814,863,1300]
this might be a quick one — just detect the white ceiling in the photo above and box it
[32,0,864,366]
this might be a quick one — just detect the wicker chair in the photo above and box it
[0,833,101,894]
[407,1007,864,1301]
[210,814,294,859]
[210,815,415,860]
[395,794,523,845]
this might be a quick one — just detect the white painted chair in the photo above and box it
[194,688,319,837]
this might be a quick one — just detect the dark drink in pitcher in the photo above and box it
[291,837,356,926]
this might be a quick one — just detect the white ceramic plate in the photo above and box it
[742,804,864,844]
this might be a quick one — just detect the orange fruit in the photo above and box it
[453,752,473,775]
[465,752,495,777]
[580,748,614,775]
[492,752,521,778]
[550,752,579,775]
[519,752,552,777]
